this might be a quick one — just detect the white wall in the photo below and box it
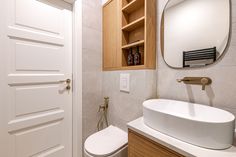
[164,0,230,67]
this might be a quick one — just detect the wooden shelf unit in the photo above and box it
[122,0,144,14]
[102,0,156,71]
[122,40,144,49]
[121,0,156,69]
[103,0,122,70]
[122,16,145,32]
[122,45,145,66]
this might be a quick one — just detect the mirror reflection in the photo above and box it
[161,0,230,68]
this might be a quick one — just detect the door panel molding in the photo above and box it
[7,26,64,46]
[14,85,62,117]
[7,74,65,85]
[14,121,63,157]
[15,42,63,72]
[33,145,65,157]
[8,110,64,133]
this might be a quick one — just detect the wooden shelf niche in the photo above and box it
[121,0,156,69]
[102,0,156,71]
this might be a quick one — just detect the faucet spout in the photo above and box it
[177,78,190,83]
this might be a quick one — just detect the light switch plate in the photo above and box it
[120,73,130,93]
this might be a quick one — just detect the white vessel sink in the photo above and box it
[143,99,235,150]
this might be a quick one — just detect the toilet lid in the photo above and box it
[84,125,128,157]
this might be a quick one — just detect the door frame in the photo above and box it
[72,0,83,157]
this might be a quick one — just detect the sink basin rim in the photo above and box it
[143,99,235,123]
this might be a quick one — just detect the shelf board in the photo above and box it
[122,0,144,14]
[103,65,155,71]
[122,16,145,32]
[121,65,146,70]
[122,40,145,49]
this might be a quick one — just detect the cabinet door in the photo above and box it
[103,0,118,69]
[128,130,185,157]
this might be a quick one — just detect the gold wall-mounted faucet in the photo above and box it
[177,77,212,90]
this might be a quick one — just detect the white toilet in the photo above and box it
[84,125,128,157]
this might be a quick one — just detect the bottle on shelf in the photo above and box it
[127,48,134,66]
[134,46,141,65]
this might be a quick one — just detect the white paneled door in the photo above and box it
[0,0,73,156]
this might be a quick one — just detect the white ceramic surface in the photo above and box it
[84,125,127,157]
[143,99,235,149]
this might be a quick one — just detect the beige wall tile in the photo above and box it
[82,0,102,147]
[102,70,157,131]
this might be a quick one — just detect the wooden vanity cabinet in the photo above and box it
[128,130,185,157]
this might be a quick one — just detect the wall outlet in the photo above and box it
[120,73,130,93]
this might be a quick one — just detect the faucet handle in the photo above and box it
[201,78,210,90]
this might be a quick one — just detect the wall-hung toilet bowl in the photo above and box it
[84,125,128,157]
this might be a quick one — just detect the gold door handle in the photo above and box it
[59,79,71,90]
[59,79,71,84]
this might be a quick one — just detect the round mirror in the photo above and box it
[161,0,231,68]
